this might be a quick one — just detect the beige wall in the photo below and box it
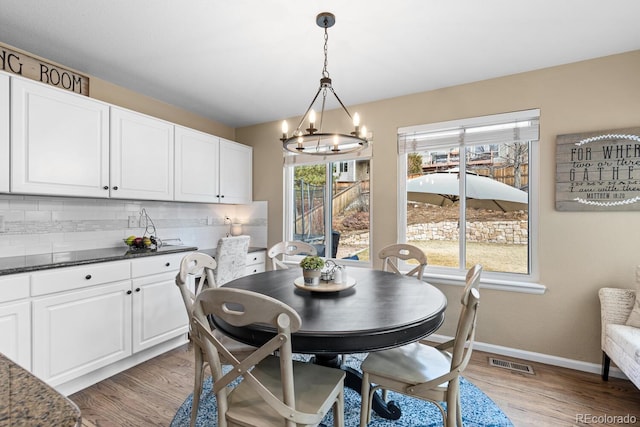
[89,78,235,140]
[237,50,640,365]
[0,40,235,139]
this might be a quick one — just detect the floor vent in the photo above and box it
[488,357,535,374]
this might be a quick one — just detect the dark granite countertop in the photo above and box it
[0,246,266,276]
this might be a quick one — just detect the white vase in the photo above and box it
[302,269,321,286]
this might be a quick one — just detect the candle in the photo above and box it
[281,120,288,139]
[332,135,339,151]
[309,110,316,129]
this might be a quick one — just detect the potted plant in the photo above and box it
[300,255,325,286]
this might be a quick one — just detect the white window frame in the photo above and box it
[398,109,545,294]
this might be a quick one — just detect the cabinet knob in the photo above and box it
[220,195,225,198]
[85,274,92,280]
[103,186,109,190]
[165,262,170,267]
[113,186,119,190]
[135,287,141,292]
[126,290,132,295]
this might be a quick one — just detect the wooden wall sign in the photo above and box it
[556,127,640,211]
[0,43,89,95]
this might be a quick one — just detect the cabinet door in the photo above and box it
[0,73,9,193]
[32,281,132,387]
[132,271,188,353]
[0,300,30,370]
[110,107,174,200]
[174,126,219,202]
[11,78,110,197]
[219,138,252,204]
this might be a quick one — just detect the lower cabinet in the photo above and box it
[0,274,31,370]
[245,250,266,276]
[132,271,188,353]
[29,254,189,392]
[0,299,31,370]
[32,280,133,387]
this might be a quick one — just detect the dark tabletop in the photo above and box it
[215,268,447,354]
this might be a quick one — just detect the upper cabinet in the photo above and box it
[3,73,251,204]
[219,138,252,204]
[10,78,110,198]
[0,73,9,193]
[174,126,219,203]
[110,107,174,201]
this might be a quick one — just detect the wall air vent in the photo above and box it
[488,357,535,374]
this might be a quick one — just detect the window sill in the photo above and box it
[423,271,546,295]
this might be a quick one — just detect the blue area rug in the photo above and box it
[171,354,513,427]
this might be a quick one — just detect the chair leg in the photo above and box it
[334,389,345,427]
[602,351,611,381]
[359,372,371,427]
[446,381,459,427]
[191,347,205,427]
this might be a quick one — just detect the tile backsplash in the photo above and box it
[0,194,267,257]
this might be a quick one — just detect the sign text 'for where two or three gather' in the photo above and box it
[556,127,640,211]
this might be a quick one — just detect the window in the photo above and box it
[398,109,541,287]
[284,150,371,263]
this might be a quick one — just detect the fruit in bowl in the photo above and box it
[124,235,147,249]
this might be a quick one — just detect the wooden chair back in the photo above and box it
[267,240,317,270]
[193,287,326,426]
[378,243,428,280]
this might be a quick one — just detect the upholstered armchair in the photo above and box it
[598,281,640,390]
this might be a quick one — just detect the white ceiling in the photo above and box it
[1,0,639,128]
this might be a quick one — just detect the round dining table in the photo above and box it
[213,267,447,420]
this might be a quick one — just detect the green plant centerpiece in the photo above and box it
[300,255,325,286]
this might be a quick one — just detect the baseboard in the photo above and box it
[56,335,188,396]
[428,333,629,381]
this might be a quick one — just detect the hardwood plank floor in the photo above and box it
[70,344,640,426]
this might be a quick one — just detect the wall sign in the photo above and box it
[0,43,89,95]
[556,127,640,211]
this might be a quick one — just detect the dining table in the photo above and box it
[213,267,447,420]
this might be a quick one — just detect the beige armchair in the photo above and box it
[599,286,640,389]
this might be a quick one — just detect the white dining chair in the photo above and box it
[378,243,428,280]
[192,287,345,427]
[267,240,317,270]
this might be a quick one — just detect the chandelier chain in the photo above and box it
[322,26,330,79]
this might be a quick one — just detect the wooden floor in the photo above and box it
[70,343,640,427]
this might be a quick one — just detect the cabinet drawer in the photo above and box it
[131,252,187,278]
[246,251,266,266]
[31,261,130,296]
[0,274,30,302]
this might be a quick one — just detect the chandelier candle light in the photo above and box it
[280,12,369,156]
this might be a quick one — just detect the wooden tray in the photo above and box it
[294,276,356,292]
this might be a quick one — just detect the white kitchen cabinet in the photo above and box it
[132,271,188,352]
[0,73,9,193]
[10,77,110,197]
[245,250,266,276]
[110,107,174,201]
[0,274,31,370]
[32,280,133,387]
[131,252,189,352]
[219,138,252,204]
[30,254,189,389]
[174,125,220,202]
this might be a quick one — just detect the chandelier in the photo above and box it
[281,12,369,156]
